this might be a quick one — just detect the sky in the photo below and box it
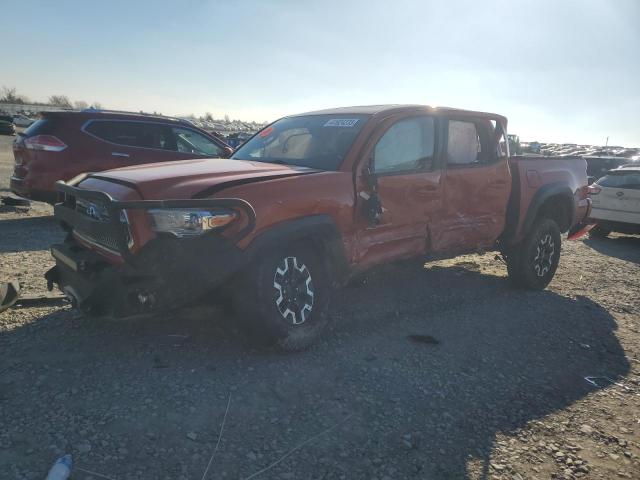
[1,0,639,146]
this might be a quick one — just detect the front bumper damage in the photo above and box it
[46,182,256,318]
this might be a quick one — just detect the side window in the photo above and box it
[447,120,480,165]
[86,121,173,150]
[374,116,435,174]
[172,127,224,156]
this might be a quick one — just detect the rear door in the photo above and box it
[435,117,511,252]
[354,114,443,268]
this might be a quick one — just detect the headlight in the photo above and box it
[147,208,237,238]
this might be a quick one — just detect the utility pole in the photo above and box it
[605,136,609,153]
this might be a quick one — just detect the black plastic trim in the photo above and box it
[522,182,574,234]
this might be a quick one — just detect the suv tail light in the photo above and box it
[587,185,601,195]
[24,135,67,152]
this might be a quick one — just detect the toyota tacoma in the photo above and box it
[46,105,592,350]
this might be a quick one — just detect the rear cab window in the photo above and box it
[446,117,504,166]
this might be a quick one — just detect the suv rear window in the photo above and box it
[597,171,640,190]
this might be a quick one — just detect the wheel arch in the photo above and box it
[245,215,350,284]
[523,183,575,234]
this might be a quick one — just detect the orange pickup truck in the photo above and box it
[46,105,592,350]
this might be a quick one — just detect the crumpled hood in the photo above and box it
[84,158,321,199]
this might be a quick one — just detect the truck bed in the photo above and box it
[506,155,590,243]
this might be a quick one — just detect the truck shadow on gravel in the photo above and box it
[583,235,640,264]
[0,263,630,479]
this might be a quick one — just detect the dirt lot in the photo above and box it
[1,134,639,479]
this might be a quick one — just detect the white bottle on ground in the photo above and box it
[45,454,73,480]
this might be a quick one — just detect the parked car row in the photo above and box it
[0,112,36,131]
[0,115,16,135]
[526,142,639,159]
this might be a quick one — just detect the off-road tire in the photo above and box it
[589,225,610,238]
[507,218,561,290]
[234,243,331,351]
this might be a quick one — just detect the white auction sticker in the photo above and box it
[323,118,359,127]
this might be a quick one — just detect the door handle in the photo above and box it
[616,191,624,197]
[111,152,130,158]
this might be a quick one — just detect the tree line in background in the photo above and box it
[0,86,264,126]
[0,86,102,110]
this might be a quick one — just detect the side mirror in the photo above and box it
[223,146,234,158]
[587,176,595,185]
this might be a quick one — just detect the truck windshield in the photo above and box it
[231,114,370,170]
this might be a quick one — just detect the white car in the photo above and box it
[588,165,640,237]
[12,114,34,127]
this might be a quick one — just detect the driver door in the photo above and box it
[354,115,444,269]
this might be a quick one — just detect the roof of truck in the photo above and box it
[292,104,506,122]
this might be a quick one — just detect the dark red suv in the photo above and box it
[10,110,233,203]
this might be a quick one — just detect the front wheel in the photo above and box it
[506,218,561,290]
[234,244,331,351]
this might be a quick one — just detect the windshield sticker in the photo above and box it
[324,118,359,127]
[259,126,274,138]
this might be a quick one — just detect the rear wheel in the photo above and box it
[589,225,610,238]
[234,244,331,351]
[507,218,561,290]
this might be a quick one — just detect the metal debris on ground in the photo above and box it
[584,376,633,392]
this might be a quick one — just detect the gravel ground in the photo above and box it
[1,136,639,479]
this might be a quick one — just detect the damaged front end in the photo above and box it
[46,181,256,318]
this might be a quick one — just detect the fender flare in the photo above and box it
[522,182,575,234]
[245,214,350,281]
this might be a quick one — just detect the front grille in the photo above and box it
[59,199,132,253]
